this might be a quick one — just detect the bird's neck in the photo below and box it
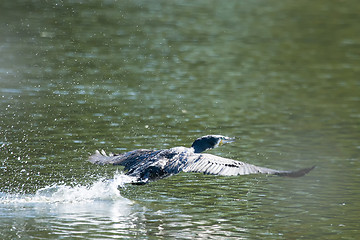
[191,145,208,153]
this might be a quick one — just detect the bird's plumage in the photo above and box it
[88,135,314,184]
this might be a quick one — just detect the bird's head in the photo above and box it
[191,135,235,153]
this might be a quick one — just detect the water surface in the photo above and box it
[1,0,360,239]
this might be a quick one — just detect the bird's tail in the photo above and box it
[88,150,117,165]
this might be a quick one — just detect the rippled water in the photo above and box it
[1,0,360,239]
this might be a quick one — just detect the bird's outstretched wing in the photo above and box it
[183,153,315,177]
[88,149,160,171]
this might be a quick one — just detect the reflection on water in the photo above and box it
[1,0,360,239]
[0,173,314,239]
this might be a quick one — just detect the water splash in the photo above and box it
[0,173,135,204]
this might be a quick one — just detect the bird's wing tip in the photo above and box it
[282,165,316,178]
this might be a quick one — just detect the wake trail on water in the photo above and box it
[0,173,135,204]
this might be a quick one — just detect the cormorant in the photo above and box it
[88,135,314,185]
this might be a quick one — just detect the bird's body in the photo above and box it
[88,135,314,185]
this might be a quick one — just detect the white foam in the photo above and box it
[0,173,135,204]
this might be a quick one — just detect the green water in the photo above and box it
[1,0,360,239]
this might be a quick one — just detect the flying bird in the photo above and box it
[88,135,314,185]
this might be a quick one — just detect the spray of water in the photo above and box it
[0,172,135,204]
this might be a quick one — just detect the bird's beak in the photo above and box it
[220,137,235,145]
